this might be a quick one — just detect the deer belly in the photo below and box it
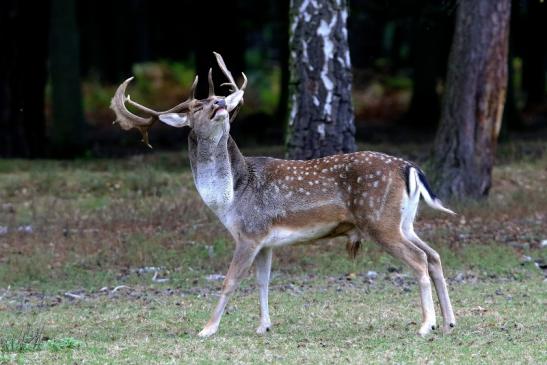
[261,223,339,248]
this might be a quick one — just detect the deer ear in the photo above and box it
[225,90,244,112]
[159,113,190,128]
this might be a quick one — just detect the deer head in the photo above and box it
[110,52,247,147]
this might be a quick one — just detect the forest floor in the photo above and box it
[0,141,546,364]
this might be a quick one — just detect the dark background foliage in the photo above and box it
[1,0,545,158]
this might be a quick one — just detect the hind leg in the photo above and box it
[370,229,437,336]
[405,229,456,333]
[255,247,273,334]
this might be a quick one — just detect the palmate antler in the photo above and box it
[110,76,199,148]
[110,53,247,147]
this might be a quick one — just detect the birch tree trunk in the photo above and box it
[433,0,511,199]
[286,0,356,160]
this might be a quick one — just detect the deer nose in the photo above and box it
[214,99,226,108]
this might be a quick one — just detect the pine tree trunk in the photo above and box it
[286,0,356,160]
[434,0,511,199]
[49,0,85,157]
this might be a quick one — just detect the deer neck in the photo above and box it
[187,130,247,217]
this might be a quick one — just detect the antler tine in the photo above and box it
[190,75,199,100]
[213,52,247,93]
[240,72,248,91]
[208,68,214,98]
[213,52,233,82]
[220,73,248,93]
[126,95,160,115]
[153,75,200,114]
[212,52,247,123]
[163,80,204,115]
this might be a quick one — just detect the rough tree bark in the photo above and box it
[286,0,356,160]
[433,0,511,199]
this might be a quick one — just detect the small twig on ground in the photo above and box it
[0,285,11,301]
[111,285,130,293]
[152,272,169,283]
[135,267,163,274]
[205,274,225,281]
[64,292,84,300]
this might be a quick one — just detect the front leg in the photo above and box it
[255,247,273,334]
[198,241,259,337]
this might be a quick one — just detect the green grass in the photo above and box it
[0,145,546,363]
[0,277,545,364]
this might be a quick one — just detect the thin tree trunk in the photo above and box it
[286,0,356,160]
[522,0,546,110]
[434,0,511,199]
[0,0,49,157]
[503,48,523,132]
[49,0,85,157]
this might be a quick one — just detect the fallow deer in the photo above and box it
[110,53,456,337]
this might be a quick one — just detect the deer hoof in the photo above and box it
[443,322,456,334]
[418,321,436,337]
[256,324,272,335]
[198,325,218,338]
